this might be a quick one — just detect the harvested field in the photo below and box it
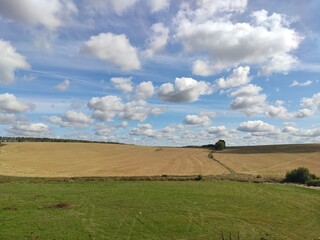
[212,144,320,177]
[0,142,228,177]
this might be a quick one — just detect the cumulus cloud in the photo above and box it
[146,0,170,12]
[81,33,141,71]
[0,93,33,113]
[230,84,267,116]
[0,39,30,84]
[130,123,158,138]
[94,121,128,136]
[88,95,124,121]
[290,80,313,87]
[158,77,212,102]
[88,95,164,122]
[135,81,155,99]
[183,114,211,126]
[208,126,228,136]
[129,123,176,139]
[111,77,133,93]
[283,126,320,138]
[237,120,278,133]
[0,0,77,30]
[44,110,93,129]
[144,23,169,58]
[84,0,138,15]
[118,100,164,122]
[176,6,302,75]
[259,53,298,75]
[301,93,320,110]
[0,114,15,125]
[7,122,50,137]
[215,66,250,89]
[195,0,247,15]
[54,79,70,91]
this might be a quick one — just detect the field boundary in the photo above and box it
[0,173,281,183]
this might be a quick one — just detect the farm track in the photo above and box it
[208,151,236,174]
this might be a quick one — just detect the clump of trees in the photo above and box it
[214,140,226,151]
[284,167,319,186]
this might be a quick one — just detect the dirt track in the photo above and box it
[0,142,228,177]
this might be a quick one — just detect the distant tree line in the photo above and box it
[0,136,123,145]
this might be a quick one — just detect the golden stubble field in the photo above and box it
[212,144,320,177]
[0,142,319,177]
[0,142,228,177]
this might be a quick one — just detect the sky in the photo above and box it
[0,0,320,146]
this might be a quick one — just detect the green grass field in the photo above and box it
[0,179,319,240]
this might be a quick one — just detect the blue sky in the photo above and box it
[0,0,319,146]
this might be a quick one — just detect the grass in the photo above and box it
[0,179,319,239]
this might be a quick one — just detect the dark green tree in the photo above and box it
[214,139,226,151]
[284,167,315,184]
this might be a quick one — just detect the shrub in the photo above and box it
[306,180,320,187]
[284,167,316,184]
[195,175,202,181]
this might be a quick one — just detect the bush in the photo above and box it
[306,180,320,187]
[195,175,202,181]
[284,167,316,184]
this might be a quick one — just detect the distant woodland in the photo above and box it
[0,136,122,144]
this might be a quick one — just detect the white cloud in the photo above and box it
[0,114,15,125]
[135,81,155,99]
[118,100,164,122]
[54,79,70,91]
[44,110,93,129]
[130,123,159,138]
[196,0,247,15]
[84,0,138,15]
[88,95,164,122]
[111,77,133,93]
[94,122,128,136]
[81,33,141,71]
[215,66,250,89]
[290,80,313,87]
[7,122,50,137]
[237,120,278,133]
[0,0,77,30]
[158,77,212,102]
[183,114,211,126]
[260,53,298,75]
[0,93,32,113]
[230,84,267,116]
[0,39,30,84]
[146,0,170,12]
[283,126,320,138]
[129,123,176,140]
[301,93,320,108]
[176,7,302,75]
[88,95,124,121]
[144,23,169,58]
[207,126,228,136]
[94,124,114,136]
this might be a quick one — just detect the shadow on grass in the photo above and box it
[39,202,72,209]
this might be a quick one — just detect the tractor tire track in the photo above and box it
[208,151,236,174]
